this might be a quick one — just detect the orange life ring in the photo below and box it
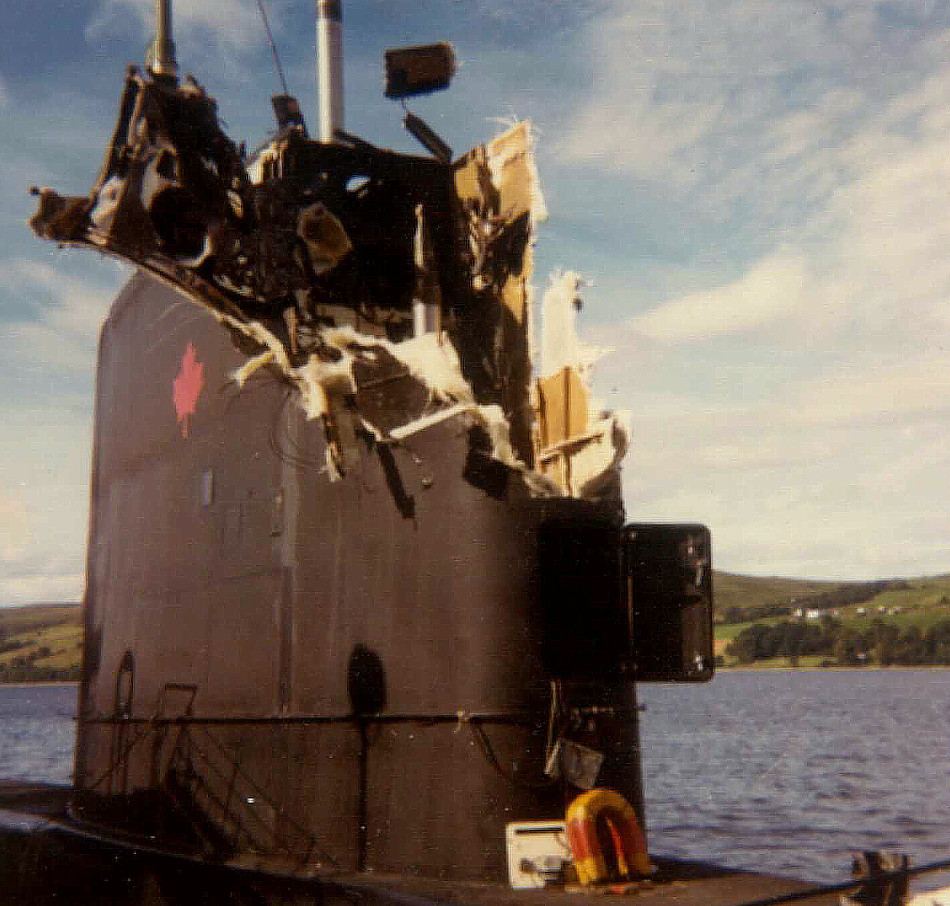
[565,788,650,886]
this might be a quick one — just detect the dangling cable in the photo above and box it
[255,0,290,96]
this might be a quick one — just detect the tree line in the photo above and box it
[725,615,950,666]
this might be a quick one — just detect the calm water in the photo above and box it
[0,683,76,785]
[639,669,950,883]
[2,673,949,885]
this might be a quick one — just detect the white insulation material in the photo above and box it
[297,354,358,421]
[388,332,473,404]
[389,403,473,442]
[535,271,630,501]
[539,271,610,378]
[220,268,627,498]
[473,404,517,466]
[572,413,630,500]
[231,350,276,388]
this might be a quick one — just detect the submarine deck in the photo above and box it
[339,861,840,906]
[0,781,842,906]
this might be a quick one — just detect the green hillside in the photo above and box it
[713,572,840,621]
[713,572,950,666]
[713,571,950,621]
[0,602,82,682]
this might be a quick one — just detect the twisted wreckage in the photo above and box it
[31,67,625,499]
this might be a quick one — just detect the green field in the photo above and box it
[713,572,950,620]
[713,572,950,666]
[0,602,82,681]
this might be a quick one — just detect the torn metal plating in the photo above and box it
[30,68,625,502]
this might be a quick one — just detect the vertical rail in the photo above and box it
[317,0,344,141]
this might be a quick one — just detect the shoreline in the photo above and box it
[718,663,950,671]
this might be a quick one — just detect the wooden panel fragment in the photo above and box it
[536,365,591,494]
[536,366,589,449]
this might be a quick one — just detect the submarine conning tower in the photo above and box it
[74,270,640,880]
[30,29,714,883]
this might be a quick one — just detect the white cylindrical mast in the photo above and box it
[148,0,178,79]
[317,0,344,142]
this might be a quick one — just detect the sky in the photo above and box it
[1,0,949,605]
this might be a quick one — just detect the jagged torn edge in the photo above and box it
[31,137,554,491]
[485,119,547,371]
[230,319,558,493]
[218,129,618,497]
[536,270,631,500]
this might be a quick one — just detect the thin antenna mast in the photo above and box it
[317,0,344,142]
[147,0,178,79]
[255,0,290,96]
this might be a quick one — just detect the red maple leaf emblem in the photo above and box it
[172,342,204,438]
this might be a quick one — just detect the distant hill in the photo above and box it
[713,571,950,622]
[0,602,82,682]
[713,572,840,619]
[713,572,950,667]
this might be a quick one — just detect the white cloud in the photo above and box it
[632,253,809,342]
[87,0,277,62]
[0,255,123,606]
[0,571,84,608]
[790,355,950,425]
[558,1,950,232]
[3,257,129,374]
[610,293,950,559]
[621,403,950,579]
[0,406,94,606]
[0,493,29,562]
[600,7,950,353]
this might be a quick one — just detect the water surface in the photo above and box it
[0,683,76,785]
[640,669,950,882]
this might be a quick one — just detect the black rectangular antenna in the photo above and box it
[385,44,455,99]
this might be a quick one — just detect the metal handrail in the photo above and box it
[168,721,334,867]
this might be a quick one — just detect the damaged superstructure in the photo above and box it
[31,67,623,500]
[26,36,712,889]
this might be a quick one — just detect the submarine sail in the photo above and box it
[27,0,713,883]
